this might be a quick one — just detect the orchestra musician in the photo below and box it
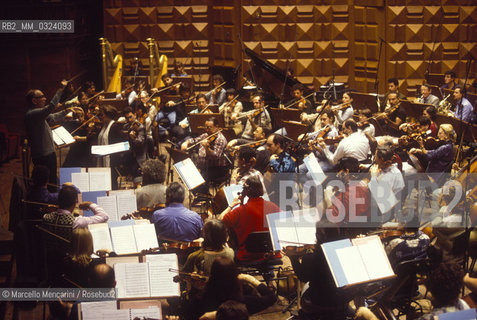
[357,108,376,137]
[452,85,474,123]
[267,134,296,173]
[240,94,272,140]
[285,83,312,113]
[417,83,440,107]
[205,74,226,106]
[441,70,457,91]
[379,92,406,137]
[135,158,167,209]
[230,146,266,187]
[171,60,188,77]
[227,126,270,174]
[423,105,438,136]
[62,107,93,168]
[181,116,229,184]
[115,78,137,105]
[150,182,203,242]
[178,93,210,131]
[122,107,147,180]
[383,78,407,107]
[25,80,83,189]
[334,91,355,126]
[83,81,96,98]
[220,88,243,136]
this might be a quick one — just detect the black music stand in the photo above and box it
[349,92,380,113]
[189,113,225,134]
[165,146,189,184]
[282,120,308,141]
[270,108,302,129]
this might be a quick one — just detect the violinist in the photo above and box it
[158,73,179,95]
[230,146,266,187]
[357,108,375,137]
[178,93,209,131]
[181,117,229,184]
[423,105,438,136]
[220,88,243,135]
[171,60,188,77]
[409,123,455,185]
[205,74,226,106]
[399,115,434,142]
[154,89,177,139]
[150,182,203,242]
[115,78,137,105]
[379,92,406,137]
[227,126,270,174]
[83,81,96,98]
[383,78,407,107]
[334,91,354,125]
[267,134,296,173]
[122,107,147,180]
[62,107,93,168]
[135,105,154,158]
[135,159,167,209]
[240,94,272,140]
[286,84,312,113]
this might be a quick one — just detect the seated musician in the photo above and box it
[417,83,440,107]
[154,91,178,139]
[282,223,349,319]
[167,83,191,141]
[122,107,147,180]
[334,91,355,126]
[316,119,370,169]
[182,219,234,276]
[399,115,434,140]
[409,123,455,185]
[228,126,270,174]
[240,94,272,140]
[185,257,276,319]
[383,78,407,107]
[441,70,457,91]
[452,85,474,123]
[115,78,137,105]
[323,157,370,236]
[159,73,179,95]
[357,108,375,137]
[26,165,58,219]
[178,93,210,130]
[385,222,430,267]
[218,175,281,261]
[205,74,226,106]
[135,158,167,209]
[267,133,296,173]
[423,105,438,136]
[181,116,229,184]
[230,146,265,187]
[151,182,203,242]
[172,60,188,77]
[379,92,406,137]
[220,88,243,135]
[283,83,312,113]
[135,104,154,158]
[83,81,97,99]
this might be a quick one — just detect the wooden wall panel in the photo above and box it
[102,0,477,96]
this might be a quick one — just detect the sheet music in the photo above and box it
[130,306,162,320]
[146,254,180,297]
[97,196,118,221]
[295,219,318,245]
[133,224,159,252]
[52,130,64,146]
[116,194,137,218]
[105,255,139,268]
[368,179,398,214]
[89,169,111,192]
[114,263,150,299]
[71,172,90,192]
[110,226,138,255]
[274,218,299,249]
[353,236,394,281]
[174,158,205,190]
[109,189,135,196]
[81,301,129,320]
[53,126,76,146]
[88,224,113,253]
[335,246,369,286]
[91,141,130,156]
[303,153,327,185]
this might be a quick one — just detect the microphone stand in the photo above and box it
[375,37,384,112]
[237,32,258,90]
[330,42,337,102]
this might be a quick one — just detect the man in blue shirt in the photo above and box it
[151,182,203,242]
[453,85,474,123]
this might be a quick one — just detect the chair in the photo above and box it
[236,231,283,284]
[381,257,433,318]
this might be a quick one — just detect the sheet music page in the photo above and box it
[130,306,162,320]
[81,301,129,320]
[71,172,90,192]
[146,254,180,297]
[105,255,139,268]
[52,130,65,146]
[88,169,112,192]
[174,158,205,190]
[116,194,137,218]
[368,179,398,214]
[335,246,369,286]
[53,126,76,145]
[274,218,299,250]
[97,196,118,221]
[303,153,327,185]
[354,236,394,281]
[109,189,135,196]
[91,141,130,156]
[114,263,150,299]
[135,219,150,225]
[88,224,113,253]
[133,224,159,252]
[110,225,138,255]
[295,218,318,245]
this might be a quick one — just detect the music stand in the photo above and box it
[399,100,433,120]
[165,146,189,183]
[349,92,380,113]
[282,120,308,141]
[428,85,444,100]
[189,113,225,134]
[171,75,193,90]
[270,108,302,129]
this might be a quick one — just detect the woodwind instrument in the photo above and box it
[437,93,452,114]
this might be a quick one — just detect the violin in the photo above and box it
[186,129,223,151]
[162,241,202,251]
[121,203,166,220]
[169,268,208,285]
[422,137,448,150]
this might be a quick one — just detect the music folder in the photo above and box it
[173,158,205,190]
[321,235,395,288]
